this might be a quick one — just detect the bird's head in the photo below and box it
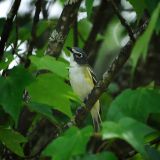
[67,47,88,65]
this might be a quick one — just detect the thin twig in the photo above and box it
[0,0,21,60]
[12,14,18,55]
[110,0,135,41]
[84,0,109,54]
[73,13,78,46]
[28,0,42,56]
[42,0,48,20]
[83,0,113,66]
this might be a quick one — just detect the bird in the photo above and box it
[67,46,101,131]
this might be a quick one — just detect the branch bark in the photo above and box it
[47,0,82,57]
[0,0,21,60]
[73,13,78,46]
[28,0,42,56]
[110,0,135,41]
[84,0,109,55]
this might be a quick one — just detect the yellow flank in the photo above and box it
[83,67,94,86]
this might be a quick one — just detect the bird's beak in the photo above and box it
[67,47,72,52]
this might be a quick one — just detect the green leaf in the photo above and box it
[145,145,160,160]
[0,127,27,156]
[127,0,146,21]
[81,152,118,160]
[18,26,31,42]
[28,102,58,124]
[30,55,69,79]
[130,3,160,72]
[43,126,93,160]
[63,29,74,54]
[85,0,94,19]
[78,19,92,40]
[36,20,49,36]
[27,73,74,117]
[102,117,155,157]
[107,88,160,123]
[145,0,160,14]
[0,51,13,70]
[0,66,34,124]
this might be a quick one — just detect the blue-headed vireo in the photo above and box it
[67,47,101,131]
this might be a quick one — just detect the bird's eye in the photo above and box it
[75,53,83,58]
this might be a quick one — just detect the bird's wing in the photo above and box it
[87,65,97,85]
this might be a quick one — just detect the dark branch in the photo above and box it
[28,0,42,56]
[73,13,78,46]
[0,0,21,60]
[110,0,135,41]
[42,0,48,20]
[83,0,114,66]
[47,0,82,57]
[84,0,109,55]
[12,15,18,55]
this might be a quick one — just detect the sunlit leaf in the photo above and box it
[27,73,74,117]
[102,117,155,157]
[43,126,93,160]
[30,55,69,79]
[107,88,160,123]
[78,19,92,40]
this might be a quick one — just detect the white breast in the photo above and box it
[69,56,94,100]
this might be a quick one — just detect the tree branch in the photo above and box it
[0,0,21,60]
[84,0,113,66]
[12,15,18,55]
[110,0,135,41]
[47,0,82,57]
[42,0,48,20]
[73,13,78,46]
[84,0,109,54]
[28,0,42,56]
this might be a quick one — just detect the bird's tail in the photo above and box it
[90,101,101,132]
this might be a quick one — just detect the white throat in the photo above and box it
[69,54,80,68]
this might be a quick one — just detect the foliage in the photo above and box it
[0,0,160,160]
[102,117,155,158]
[130,3,160,72]
[43,126,93,160]
[107,88,160,122]
[0,127,27,156]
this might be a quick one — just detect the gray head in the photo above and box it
[67,47,88,65]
